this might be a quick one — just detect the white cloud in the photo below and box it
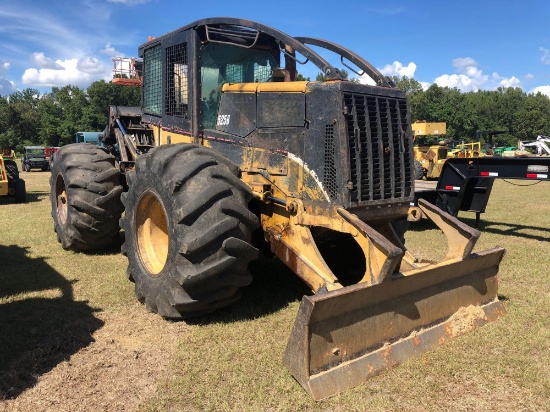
[0,62,17,95]
[0,62,10,76]
[31,52,63,69]
[540,47,550,65]
[357,61,417,86]
[379,61,417,78]
[530,85,550,98]
[419,81,430,91]
[0,79,17,95]
[434,56,521,92]
[435,57,487,91]
[22,56,110,88]
[357,75,377,86]
[77,57,107,75]
[498,76,520,88]
[101,42,125,58]
[452,57,478,70]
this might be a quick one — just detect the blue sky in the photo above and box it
[1,0,550,97]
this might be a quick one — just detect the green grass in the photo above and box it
[1,170,549,410]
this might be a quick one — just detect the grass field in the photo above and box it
[1,168,549,411]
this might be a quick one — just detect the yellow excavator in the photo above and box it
[49,18,505,400]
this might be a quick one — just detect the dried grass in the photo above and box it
[0,170,548,411]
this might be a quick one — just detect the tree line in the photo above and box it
[0,81,140,153]
[1,76,550,153]
[393,76,550,147]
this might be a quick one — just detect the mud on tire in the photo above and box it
[50,143,123,251]
[121,144,260,319]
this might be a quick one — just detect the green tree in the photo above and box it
[391,75,424,96]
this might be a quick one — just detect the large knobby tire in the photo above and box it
[121,144,260,319]
[50,143,123,251]
[413,159,425,180]
[4,159,19,188]
[14,178,26,203]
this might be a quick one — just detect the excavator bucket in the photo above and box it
[283,199,506,400]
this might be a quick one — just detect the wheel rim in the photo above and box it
[55,174,68,225]
[135,192,169,276]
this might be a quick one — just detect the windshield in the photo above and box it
[26,148,45,155]
[200,42,278,129]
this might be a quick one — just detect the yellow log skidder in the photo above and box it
[49,18,505,399]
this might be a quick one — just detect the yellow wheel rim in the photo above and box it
[55,174,68,225]
[136,192,169,276]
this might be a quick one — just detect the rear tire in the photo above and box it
[50,143,123,251]
[414,160,424,180]
[121,144,260,319]
[4,159,19,187]
[14,178,26,203]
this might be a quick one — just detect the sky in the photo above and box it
[1,0,550,97]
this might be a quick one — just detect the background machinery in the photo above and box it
[519,135,550,155]
[0,154,26,202]
[75,131,103,146]
[49,18,505,399]
[411,121,449,179]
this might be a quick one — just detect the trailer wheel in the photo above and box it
[121,144,260,319]
[50,143,123,251]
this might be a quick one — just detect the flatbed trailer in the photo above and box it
[414,157,550,225]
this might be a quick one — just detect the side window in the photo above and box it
[143,45,162,115]
[199,43,279,130]
[165,43,188,118]
[201,66,221,129]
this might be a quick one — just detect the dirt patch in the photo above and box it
[447,305,488,337]
[0,305,189,412]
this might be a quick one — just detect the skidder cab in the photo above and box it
[50,18,505,399]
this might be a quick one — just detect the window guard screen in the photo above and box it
[143,45,162,115]
[165,43,188,118]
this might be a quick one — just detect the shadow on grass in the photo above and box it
[461,219,550,242]
[0,245,103,400]
[407,218,439,232]
[24,190,50,203]
[407,214,550,243]
[188,255,310,326]
[0,190,48,205]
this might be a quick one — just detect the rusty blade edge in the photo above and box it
[297,299,505,401]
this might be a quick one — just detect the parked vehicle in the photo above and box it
[22,146,48,172]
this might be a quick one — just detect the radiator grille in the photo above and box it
[344,93,413,202]
[324,124,338,200]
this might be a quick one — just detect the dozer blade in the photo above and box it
[284,246,505,400]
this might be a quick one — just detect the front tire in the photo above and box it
[50,143,123,251]
[121,144,260,319]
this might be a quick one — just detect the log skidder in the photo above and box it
[50,18,507,400]
[120,145,259,318]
